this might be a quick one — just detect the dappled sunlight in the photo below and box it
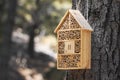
[0,0,71,80]
[34,35,57,59]
[18,68,44,80]
[53,0,71,10]
[12,28,29,44]
[48,62,56,68]
[9,55,27,68]
[10,28,58,80]
[12,28,57,59]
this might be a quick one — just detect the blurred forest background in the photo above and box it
[0,0,71,80]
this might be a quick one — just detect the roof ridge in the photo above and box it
[54,9,93,33]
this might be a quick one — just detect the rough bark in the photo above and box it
[66,0,120,80]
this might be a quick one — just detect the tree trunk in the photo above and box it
[66,0,120,80]
[0,0,5,47]
[28,24,36,58]
[28,0,41,58]
[2,0,17,55]
[0,0,17,80]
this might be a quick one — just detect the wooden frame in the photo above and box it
[55,9,93,70]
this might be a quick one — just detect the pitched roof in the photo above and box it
[54,9,93,33]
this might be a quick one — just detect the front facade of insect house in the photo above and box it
[54,9,93,70]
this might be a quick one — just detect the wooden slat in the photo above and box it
[58,28,81,31]
[81,30,91,69]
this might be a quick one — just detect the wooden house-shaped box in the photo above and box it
[54,9,93,70]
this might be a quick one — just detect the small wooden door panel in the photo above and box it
[65,41,74,53]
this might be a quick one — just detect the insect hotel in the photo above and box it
[54,9,93,70]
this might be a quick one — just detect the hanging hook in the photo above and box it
[76,0,81,10]
[86,0,89,21]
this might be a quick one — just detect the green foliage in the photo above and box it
[0,0,72,79]
[15,0,71,35]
